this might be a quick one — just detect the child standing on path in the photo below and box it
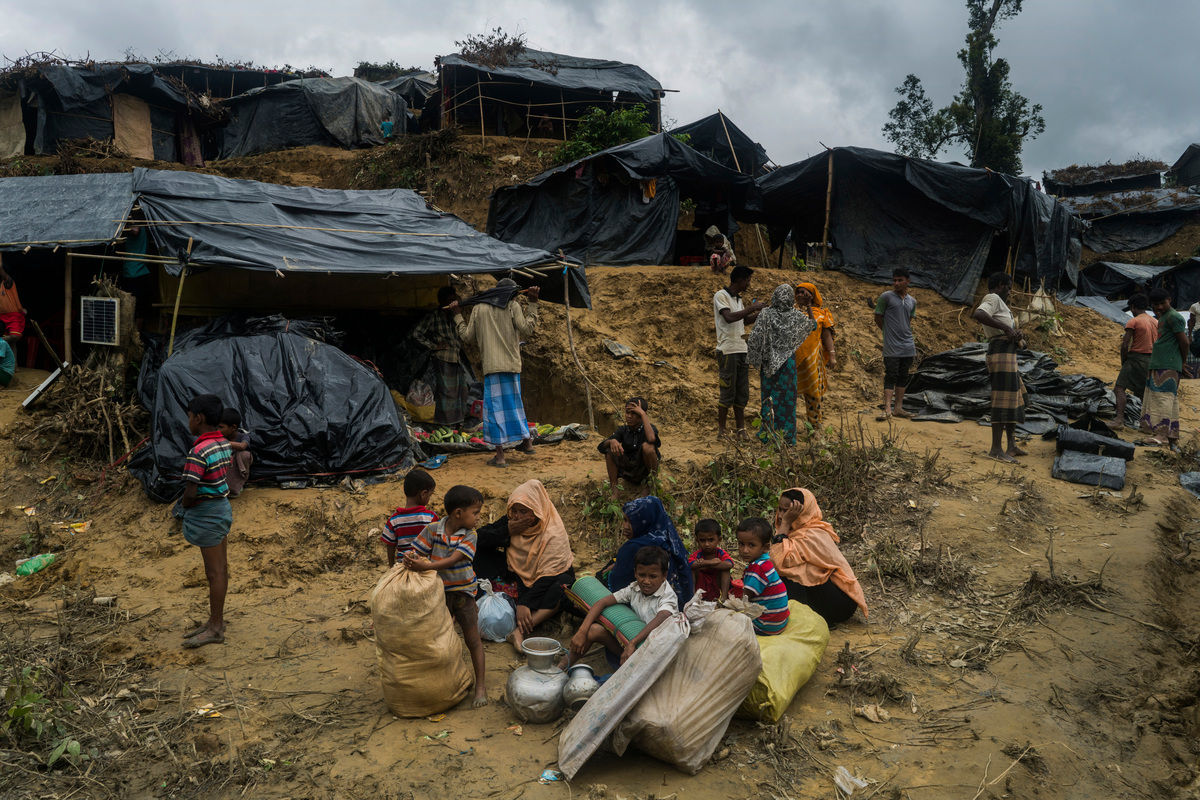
[688,519,732,601]
[217,407,253,499]
[736,517,790,636]
[179,394,233,649]
[404,485,488,707]
[1111,294,1156,430]
[380,469,439,567]
[874,267,917,420]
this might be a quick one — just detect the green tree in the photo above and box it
[553,104,655,164]
[883,0,1045,175]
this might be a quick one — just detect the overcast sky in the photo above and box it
[5,0,1199,181]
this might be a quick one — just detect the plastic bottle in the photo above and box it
[15,553,56,576]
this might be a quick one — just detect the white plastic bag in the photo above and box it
[476,579,516,643]
[610,608,761,774]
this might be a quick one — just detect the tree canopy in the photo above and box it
[883,0,1045,176]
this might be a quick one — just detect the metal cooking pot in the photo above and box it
[506,664,567,723]
[520,637,563,673]
[561,663,600,710]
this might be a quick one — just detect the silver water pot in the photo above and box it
[562,663,600,710]
[506,637,568,723]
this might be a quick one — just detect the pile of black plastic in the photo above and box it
[901,342,1138,436]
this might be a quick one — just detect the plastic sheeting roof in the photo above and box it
[0,172,134,251]
[438,49,662,101]
[131,169,591,306]
[671,112,770,176]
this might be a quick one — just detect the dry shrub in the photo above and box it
[828,642,910,705]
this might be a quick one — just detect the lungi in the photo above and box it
[433,358,469,424]
[986,338,1026,425]
[1140,369,1180,440]
[482,372,530,446]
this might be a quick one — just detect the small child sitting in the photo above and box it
[380,469,439,568]
[217,408,253,498]
[688,518,732,601]
[404,485,488,708]
[736,517,790,635]
[566,545,676,667]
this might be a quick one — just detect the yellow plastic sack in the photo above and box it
[392,389,435,424]
[737,601,829,722]
[611,609,762,774]
[370,565,472,717]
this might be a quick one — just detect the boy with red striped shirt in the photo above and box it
[380,468,439,567]
[179,394,233,649]
[736,517,790,635]
[404,485,488,707]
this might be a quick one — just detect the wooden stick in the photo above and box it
[821,149,834,267]
[223,671,248,741]
[563,267,595,431]
[28,319,63,370]
[560,91,568,140]
[755,224,768,267]
[112,219,451,237]
[63,253,72,364]
[0,238,119,247]
[477,79,485,144]
[167,238,193,357]
[717,110,743,173]
[66,253,176,265]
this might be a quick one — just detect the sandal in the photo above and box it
[486,456,509,468]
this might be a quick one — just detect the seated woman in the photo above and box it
[606,496,694,609]
[769,488,868,627]
[504,479,576,650]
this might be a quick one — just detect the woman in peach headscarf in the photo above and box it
[769,487,867,626]
[794,282,837,428]
[505,479,576,649]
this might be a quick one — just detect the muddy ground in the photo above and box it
[3,262,1200,800]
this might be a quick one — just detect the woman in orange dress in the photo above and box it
[794,283,836,428]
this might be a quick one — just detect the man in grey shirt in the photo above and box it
[874,267,917,420]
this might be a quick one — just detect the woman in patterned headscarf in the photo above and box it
[748,284,815,445]
[606,496,694,608]
[794,282,837,429]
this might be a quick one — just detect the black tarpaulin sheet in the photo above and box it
[1053,425,1134,460]
[128,316,420,501]
[671,112,770,176]
[1076,259,1200,311]
[219,77,407,159]
[1073,295,1130,325]
[901,342,1115,435]
[488,133,755,266]
[1052,451,1126,490]
[0,172,134,250]
[1083,217,1185,252]
[131,168,590,306]
[438,50,661,102]
[379,71,436,105]
[752,147,1081,304]
[1056,188,1200,252]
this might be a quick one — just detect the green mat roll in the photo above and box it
[567,575,646,647]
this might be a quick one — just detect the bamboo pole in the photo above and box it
[560,91,567,141]
[0,238,120,247]
[477,79,485,144]
[821,149,834,267]
[71,252,176,265]
[755,225,768,267]
[563,267,595,432]
[717,110,743,174]
[111,219,451,236]
[63,253,72,364]
[167,238,194,357]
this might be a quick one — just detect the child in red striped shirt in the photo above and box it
[404,485,488,707]
[688,518,733,601]
[380,468,439,567]
[736,517,790,635]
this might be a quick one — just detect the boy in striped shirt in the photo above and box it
[179,394,233,650]
[736,517,790,635]
[404,485,488,707]
[380,468,439,567]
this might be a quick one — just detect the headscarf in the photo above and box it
[704,225,721,241]
[505,480,574,587]
[748,284,816,376]
[608,496,694,608]
[461,277,523,309]
[768,488,869,618]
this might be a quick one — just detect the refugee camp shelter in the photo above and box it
[0,62,226,163]
[488,132,756,266]
[671,112,772,177]
[751,147,1082,304]
[218,76,406,159]
[431,49,663,138]
[1056,187,1200,253]
[152,62,316,99]
[377,70,437,111]
[1043,161,1163,197]
[1170,144,1200,188]
[1075,259,1200,312]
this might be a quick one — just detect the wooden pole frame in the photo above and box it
[563,267,595,432]
[717,110,743,174]
[821,149,834,267]
[477,78,485,144]
[63,253,72,364]
[167,238,194,357]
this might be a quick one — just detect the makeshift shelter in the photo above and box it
[1170,144,1200,188]
[432,49,662,138]
[127,315,421,501]
[1075,258,1200,311]
[488,133,756,266]
[218,76,407,159]
[751,147,1082,304]
[671,112,771,177]
[1044,164,1162,197]
[152,63,313,99]
[378,71,436,109]
[1056,188,1200,252]
[0,62,225,163]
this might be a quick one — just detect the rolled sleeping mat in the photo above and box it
[565,575,646,647]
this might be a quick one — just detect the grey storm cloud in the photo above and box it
[5,0,1200,179]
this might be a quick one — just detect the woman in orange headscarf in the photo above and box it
[794,283,836,428]
[505,479,576,649]
[769,487,867,626]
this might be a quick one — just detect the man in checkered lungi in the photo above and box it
[451,279,540,467]
[972,272,1027,464]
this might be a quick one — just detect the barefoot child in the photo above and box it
[380,469,438,567]
[736,517,789,635]
[179,394,233,649]
[404,485,488,707]
[217,407,253,498]
[688,519,732,601]
[566,546,677,667]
